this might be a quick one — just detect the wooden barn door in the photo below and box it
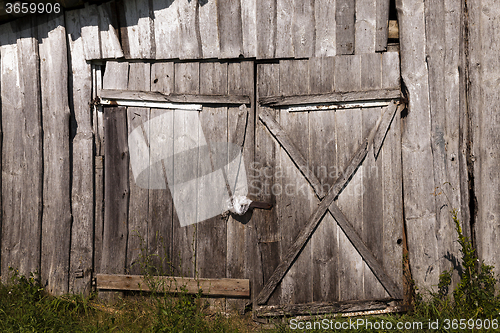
[252,53,404,316]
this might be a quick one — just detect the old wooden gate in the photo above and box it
[97,52,403,315]
[252,53,403,316]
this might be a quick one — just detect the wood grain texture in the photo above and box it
[153,0,180,59]
[254,63,281,306]
[241,0,257,57]
[177,0,201,59]
[96,274,250,296]
[121,0,155,59]
[0,20,42,282]
[315,0,336,56]
[198,0,220,58]
[336,0,355,54]
[276,0,294,58]
[97,1,124,59]
[149,62,175,274]
[126,62,150,275]
[66,9,94,295]
[292,0,315,58]
[80,4,101,60]
[38,14,72,296]
[218,0,243,58]
[376,0,390,51]
[396,0,440,290]
[196,62,228,281]
[256,0,276,59]
[355,0,376,54]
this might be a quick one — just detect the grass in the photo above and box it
[1,210,499,332]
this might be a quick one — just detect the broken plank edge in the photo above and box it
[96,274,250,297]
[259,89,401,107]
[254,299,403,317]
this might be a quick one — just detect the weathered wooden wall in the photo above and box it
[396,0,469,292]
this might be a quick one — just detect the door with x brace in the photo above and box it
[250,53,404,316]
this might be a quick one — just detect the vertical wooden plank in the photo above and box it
[376,0,390,51]
[218,0,244,58]
[177,0,202,59]
[241,0,257,58]
[334,55,364,301]
[254,63,281,306]
[126,63,151,274]
[315,0,336,57]
[355,0,377,54]
[198,0,220,58]
[80,4,102,60]
[38,14,72,295]
[101,61,129,300]
[172,62,199,277]
[276,0,294,58]
[153,0,180,59]
[102,106,129,277]
[278,59,313,305]
[97,1,124,59]
[360,53,387,299]
[396,0,440,290]
[0,20,42,282]
[308,57,338,302]
[293,0,315,58]
[149,62,175,274]
[120,0,155,59]
[336,0,355,55]
[197,62,228,279]
[256,0,276,59]
[382,52,400,90]
[66,9,95,295]
[226,61,254,313]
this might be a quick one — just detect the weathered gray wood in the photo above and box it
[171,62,199,277]
[226,61,254,314]
[38,15,72,296]
[241,0,257,57]
[255,299,399,317]
[198,0,219,58]
[396,0,440,291]
[102,61,129,90]
[177,0,201,59]
[217,0,243,58]
[425,0,464,285]
[120,0,155,59]
[259,110,324,198]
[126,62,151,274]
[256,136,370,305]
[334,54,364,302]
[382,52,400,91]
[66,9,95,295]
[260,89,400,107]
[100,89,251,105]
[373,102,398,159]
[278,59,313,305]
[102,106,129,276]
[336,0,355,54]
[149,62,175,274]
[0,20,42,282]
[376,0,390,51]
[315,0,336,56]
[293,0,314,58]
[355,0,376,54]
[97,1,124,59]
[96,274,250,296]
[197,62,228,283]
[80,4,101,60]
[153,0,180,59]
[275,0,294,58]
[256,0,276,59]
[254,63,281,306]
[308,57,338,302]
